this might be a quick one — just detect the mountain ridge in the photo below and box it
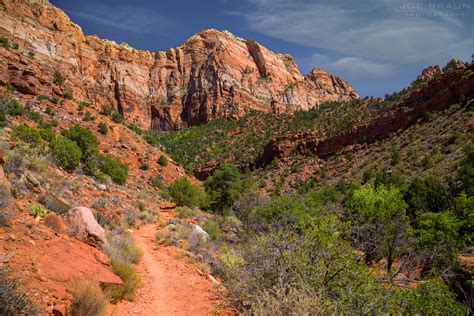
[0,0,357,131]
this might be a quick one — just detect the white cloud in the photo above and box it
[69,5,172,34]
[235,0,473,66]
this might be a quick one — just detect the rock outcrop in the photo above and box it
[0,0,358,130]
[256,62,474,167]
[63,206,108,249]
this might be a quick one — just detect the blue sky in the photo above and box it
[50,0,472,97]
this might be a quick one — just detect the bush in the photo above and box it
[68,282,108,316]
[0,111,7,127]
[3,142,49,173]
[157,155,168,166]
[105,229,142,302]
[99,155,128,184]
[64,91,74,100]
[53,70,65,85]
[0,269,37,315]
[39,128,56,142]
[0,36,10,49]
[112,111,124,123]
[98,122,108,135]
[50,137,82,172]
[404,176,452,217]
[83,112,95,122]
[168,177,207,208]
[13,124,43,147]
[30,204,48,218]
[6,100,26,117]
[63,125,99,160]
[100,104,112,116]
[204,164,253,214]
[150,176,165,189]
[175,206,197,219]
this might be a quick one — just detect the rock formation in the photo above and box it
[0,0,358,130]
[256,62,474,167]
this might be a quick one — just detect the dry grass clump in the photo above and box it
[68,282,108,316]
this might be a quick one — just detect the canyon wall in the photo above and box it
[0,0,358,130]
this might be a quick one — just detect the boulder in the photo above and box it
[39,193,70,214]
[43,213,67,234]
[63,206,108,249]
[192,224,209,241]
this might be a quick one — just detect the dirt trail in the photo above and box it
[109,224,225,316]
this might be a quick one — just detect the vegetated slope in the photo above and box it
[0,85,189,313]
[147,60,473,186]
[0,0,356,131]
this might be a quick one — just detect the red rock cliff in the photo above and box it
[0,0,358,130]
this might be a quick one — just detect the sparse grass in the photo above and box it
[105,229,142,302]
[30,204,49,218]
[0,269,37,315]
[175,206,197,219]
[68,282,108,316]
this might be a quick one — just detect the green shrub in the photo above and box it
[64,91,74,100]
[204,164,253,214]
[169,177,207,208]
[99,155,128,184]
[83,112,95,122]
[68,282,108,316]
[0,111,7,127]
[404,176,451,217]
[7,100,26,116]
[39,128,56,142]
[394,278,465,315]
[157,155,168,166]
[3,142,49,173]
[30,204,48,218]
[13,124,43,147]
[98,122,108,135]
[100,104,112,116]
[26,111,43,125]
[458,143,474,195]
[175,206,197,219]
[53,70,65,85]
[27,50,35,59]
[0,269,37,315]
[45,105,56,116]
[150,176,165,189]
[50,137,82,172]
[0,36,10,49]
[112,111,124,123]
[63,125,99,160]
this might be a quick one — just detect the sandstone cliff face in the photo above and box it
[0,0,358,130]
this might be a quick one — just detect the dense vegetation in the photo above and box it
[212,141,473,313]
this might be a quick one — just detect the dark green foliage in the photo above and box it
[45,105,56,116]
[374,169,405,189]
[404,176,452,217]
[157,155,168,166]
[63,125,99,160]
[99,155,128,184]
[98,122,108,135]
[0,111,7,127]
[168,177,207,208]
[0,269,37,315]
[26,111,43,125]
[111,111,124,123]
[391,146,401,165]
[100,104,112,116]
[50,137,82,172]
[39,128,56,142]
[0,36,10,49]
[458,143,474,195]
[13,124,43,147]
[83,112,95,122]
[27,50,35,59]
[64,91,74,100]
[53,70,65,85]
[6,100,26,117]
[204,164,253,214]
